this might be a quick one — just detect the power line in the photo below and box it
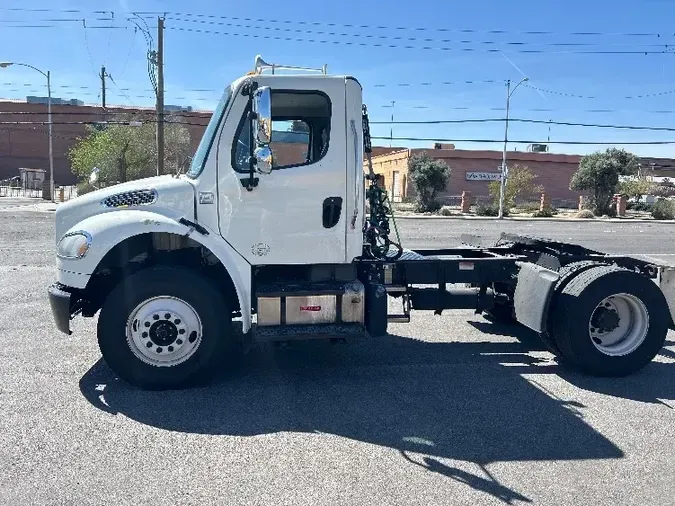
[371,117,675,132]
[118,26,139,78]
[6,110,675,132]
[164,25,674,55]
[3,114,675,137]
[158,16,672,50]
[107,75,135,107]
[134,10,670,39]
[6,78,675,103]
[1,7,668,40]
[1,81,221,94]
[525,83,675,100]
[371,136,675,145]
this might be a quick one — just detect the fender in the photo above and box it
[57,209,253,332]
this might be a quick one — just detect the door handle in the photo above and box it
[323,197,343,229]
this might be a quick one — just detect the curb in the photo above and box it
[393,214,675,224]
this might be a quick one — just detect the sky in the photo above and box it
[2,0,675,157]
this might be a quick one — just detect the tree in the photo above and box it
[290,120,310,133]
[488,164,543,209]
[619,176,655,201]
[407,153,450,212]
[69,115,191,192]
[570,148,639,215]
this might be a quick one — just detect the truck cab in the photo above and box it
[48,56,675,390]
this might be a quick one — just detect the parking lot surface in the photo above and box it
[1,205,674,505]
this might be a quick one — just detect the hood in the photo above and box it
[55,175,196,244]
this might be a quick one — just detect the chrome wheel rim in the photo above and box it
[588,293,649,356]
[126,296,202,367]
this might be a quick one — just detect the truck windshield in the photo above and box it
[186,85,233,178]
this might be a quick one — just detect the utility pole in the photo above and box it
[100,65,107,108]
[498,77,528,220]
[156,16,165,176]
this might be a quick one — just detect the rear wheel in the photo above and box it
[549,265,669,376]
[98,266,232,390]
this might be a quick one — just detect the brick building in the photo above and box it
[0,98,406,186]
[368,146,675,205]
[4,97,675,199]
[0,100,210,185]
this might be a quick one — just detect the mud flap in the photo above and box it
[513,262,560,333]
[658,267,675,329]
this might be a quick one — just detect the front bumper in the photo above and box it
[48,283,72,335]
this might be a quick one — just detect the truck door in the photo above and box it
[217,77,348,265]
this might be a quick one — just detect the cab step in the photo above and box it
[254,323,365,342]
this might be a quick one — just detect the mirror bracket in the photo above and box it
[240,177,259,191]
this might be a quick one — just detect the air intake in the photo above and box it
[101,189,157,208]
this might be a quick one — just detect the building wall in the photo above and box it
[368,148,587,203]
[0,101,210,185]
[0,100,407,186]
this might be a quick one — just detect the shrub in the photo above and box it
[651,200,675,220]
[476,204,504,217]
[576,209,595,219]
[417,200,441,213]
[76,181,96,196]
[514,202,541,213]
[532,208,554,218]
[439,206,453,216]
[408,154,451,213]
[570,148,640,215]
[629,202,653,212]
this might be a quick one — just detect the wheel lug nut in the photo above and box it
[156,347,163,353]
[146,342,153,348]
[164,313,171,319]
[168,346,174,352]
[142,332,148,338]
[144,321,151,328]
[174,319,181,325]
[179,329,185,335]
[176,339,183,345]
[153,314,159,320]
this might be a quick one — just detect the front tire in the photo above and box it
[549,265,669,377]
[98,266,231,390]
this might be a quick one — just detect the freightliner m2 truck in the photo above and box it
[49,56,675,390]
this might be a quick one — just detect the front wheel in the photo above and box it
[97,266,232,390]
[549,265,669,377]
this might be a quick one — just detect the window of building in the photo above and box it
[232,90,331,172]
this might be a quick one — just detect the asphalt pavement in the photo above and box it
[1,202,674,505]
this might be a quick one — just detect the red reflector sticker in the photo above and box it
[300,305,322,311]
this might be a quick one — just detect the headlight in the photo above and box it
[57,231,92,259]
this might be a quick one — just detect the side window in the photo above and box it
[232,90,331,172]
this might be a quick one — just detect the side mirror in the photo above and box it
[254,146,273,175]
[252,86,273,173]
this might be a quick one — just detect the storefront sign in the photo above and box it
[466,172,502,181]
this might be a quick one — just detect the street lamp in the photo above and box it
[0,61,53,201]
[498,77,529,219]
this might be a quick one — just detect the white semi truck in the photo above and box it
[49,56,675,390]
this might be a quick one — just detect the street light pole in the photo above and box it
[0,61,54,201]
[47,70,54,202]
[498,77,528,219]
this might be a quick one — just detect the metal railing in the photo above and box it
[0,184,79,201]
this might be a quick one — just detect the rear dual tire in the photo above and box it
[548,265,669,377]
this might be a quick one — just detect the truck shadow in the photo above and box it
[78,322,644,504]
[470,321,675,407]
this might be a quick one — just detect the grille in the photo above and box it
[101,189,157,208]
